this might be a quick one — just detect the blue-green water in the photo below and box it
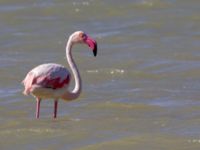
[0,0,200,149]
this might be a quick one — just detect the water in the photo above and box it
[0,0,200,149]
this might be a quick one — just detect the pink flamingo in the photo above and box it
[22,31,97,118]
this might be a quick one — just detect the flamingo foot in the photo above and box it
[54,100,58,118]
[36,98,41,119]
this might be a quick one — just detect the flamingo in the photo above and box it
[22,31,97,119]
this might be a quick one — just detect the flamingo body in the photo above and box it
[23,63,71,98]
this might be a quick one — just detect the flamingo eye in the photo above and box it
[82,33,87,39]
[78,32,87,42]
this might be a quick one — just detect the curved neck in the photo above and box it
[62,36,82,101]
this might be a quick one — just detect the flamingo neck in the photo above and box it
[62,36,82,101]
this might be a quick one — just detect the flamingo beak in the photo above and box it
[85,36,97,57]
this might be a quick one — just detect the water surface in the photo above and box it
[0,0,200,149]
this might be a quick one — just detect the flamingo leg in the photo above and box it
[54,100,58,118]
[36,98,41,119]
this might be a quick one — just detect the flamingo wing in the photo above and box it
[23,63,70,95]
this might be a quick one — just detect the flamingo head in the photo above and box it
[71,31,97,57]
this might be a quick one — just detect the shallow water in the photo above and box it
[1,0,200,149]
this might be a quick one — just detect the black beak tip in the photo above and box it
[93,44,97,57]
